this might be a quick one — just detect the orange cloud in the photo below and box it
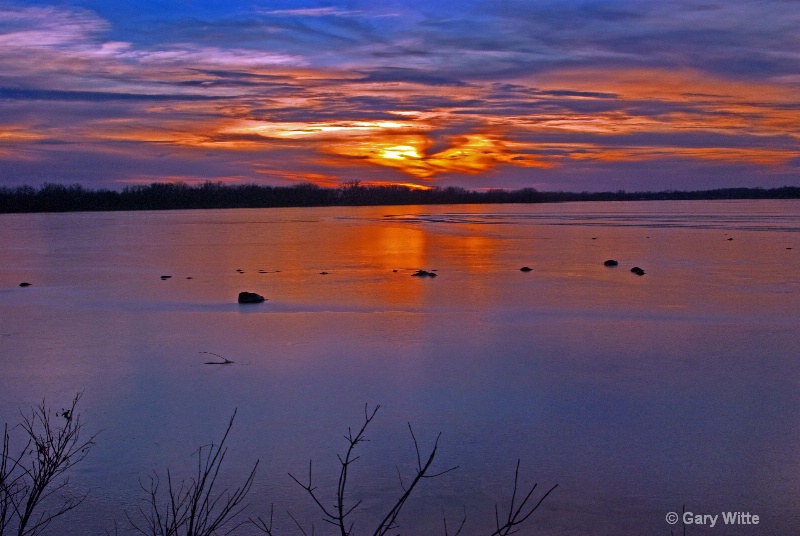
[221,119,419,140]
[357,180,433,190]
[533,67,797,104]
[322,133,552,178]
[522,67,800,138]
[255,168,343,187]
[116,175,247,185]
[0,126,47,158]
[541,143,798,166]
[0,126,45,142]
[14,59,790,186]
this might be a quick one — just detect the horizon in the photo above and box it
[1,1,799,192]
[6,180,800,194]
[4,181,800,215]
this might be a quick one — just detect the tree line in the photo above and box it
[1,181,799,213]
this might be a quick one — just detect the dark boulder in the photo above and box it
[630,267,645,276]
[19,282,32,287]
[603,260,619,267]
[519,266,533,272]
[238,291,266,304]
[412,270,437,277]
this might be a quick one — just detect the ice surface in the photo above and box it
[1,200,798,535]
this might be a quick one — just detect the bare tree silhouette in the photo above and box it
[3,399,555,535]
[129,410,258,536]
[0,393,96,536]
[253,404,556,536]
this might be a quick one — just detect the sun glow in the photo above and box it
[222,120,417,140]
[23,62,793,185]
[380,145,422,160]
[321,133,552,178]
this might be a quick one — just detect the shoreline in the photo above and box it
[2,183,800,214]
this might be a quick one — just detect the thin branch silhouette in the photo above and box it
[0,393,96,536]
[274,404,556,536]
[489,460,558,536]
[128,409,258,536]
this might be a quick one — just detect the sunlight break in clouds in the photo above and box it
[0,1,798,190]
[321,134,552,179]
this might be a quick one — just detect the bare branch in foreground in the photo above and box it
[277,407,556,536]
[442,506,466,536]
[287,404,380,536]
[128,409,258,536]
[1,392,96,536]
[489,460,558,536]
[281,404,462,536]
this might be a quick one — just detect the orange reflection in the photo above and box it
[205,208,432,308]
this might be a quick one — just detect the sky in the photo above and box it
[0,0,799,192]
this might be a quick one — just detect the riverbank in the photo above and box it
[2,182,799,213]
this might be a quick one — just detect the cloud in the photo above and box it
[319,133,553,178]
[259,8,367,18]
[0,1,798,190]
[356,67,468,87]
[0,5,108,47]
[0,87,223,101]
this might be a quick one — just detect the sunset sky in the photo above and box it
[1,0,799,191]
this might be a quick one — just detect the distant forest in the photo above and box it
[1,181,799,213]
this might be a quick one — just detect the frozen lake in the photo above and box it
[1,200,799,535]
